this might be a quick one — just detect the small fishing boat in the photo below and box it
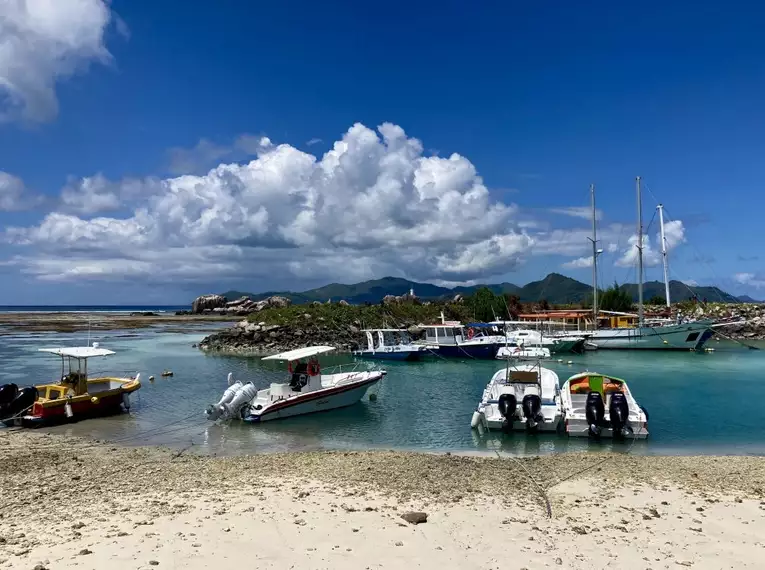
[0,345,141,428]
[471,363,562,432]
[205,346,385,423]
[495,342,551,360]
[560,372,649,439]
[422,322,504,359]
[352,328,427,361]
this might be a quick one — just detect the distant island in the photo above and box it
[215,273,748,306]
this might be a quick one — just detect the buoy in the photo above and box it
[91,396,99,404]
[663,340,668,344]
[369,393,378,402]
[567,360,573,365]
[470,410,482,428]
[558,359,563,363]
[65,402,73,418]
[161,370,174,377]
[149,376,155,382]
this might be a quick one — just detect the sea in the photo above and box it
[1,308,764,457]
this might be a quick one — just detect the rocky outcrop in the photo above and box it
[192,294,227,314]
[192,294,292,316]
[382,290,419,305]
[679,302,765,340]
[198,319,364,354]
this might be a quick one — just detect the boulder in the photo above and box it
[268,296,292,308]
[191,294,227,314]
[338,300,350,306]
[226,296,251,308]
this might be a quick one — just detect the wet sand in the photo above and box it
[0,312,237,334]
[1,432,764,569]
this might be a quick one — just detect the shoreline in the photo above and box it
[1,432,764,569]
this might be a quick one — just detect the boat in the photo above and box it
[0,345,141,428]
[470,363,562,432]
[559,371,649,439]
[205,346,385,423]
[495,341,551,360]
[161,370,174,377]
[421,321,504,359]
[578,179,713,350]
[491,322,587,354]
[352,328,427,361]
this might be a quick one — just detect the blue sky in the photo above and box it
[1,0,763,304]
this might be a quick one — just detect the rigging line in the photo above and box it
[493,448,552,519]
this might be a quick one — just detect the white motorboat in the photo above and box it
[495,342,551,360]
[205,346,385,423]
[470,363,562,433]
[352,328,427,361]
[560,372,649,439]
[490,322,587,354]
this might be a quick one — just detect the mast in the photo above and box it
[588,183,598,329]
[657,204,671,307]
[636,176,644,327]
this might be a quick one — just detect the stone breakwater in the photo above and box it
[199,319,362,354]
[691,303,765,340]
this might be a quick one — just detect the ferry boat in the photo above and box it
[205,346,385,423]
[0,345,141,428]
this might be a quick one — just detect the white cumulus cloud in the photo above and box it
[0,171,41,210]
[0,0,115,123]
[615,220,685,268]
[562,256,593,269]
[4,122,532,285]
[734,273,765,289]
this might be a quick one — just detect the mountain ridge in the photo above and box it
[218,273,744,305]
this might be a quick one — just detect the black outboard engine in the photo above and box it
[0,383,19,413]
[497,393,517,431]
[585,391,605,437]
[609,392,632,439]
[521,394,544,430]
[1,386,37,426]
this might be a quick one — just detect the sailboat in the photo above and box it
[577,178,714,350]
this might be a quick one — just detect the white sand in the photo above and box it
[2,434,765,569]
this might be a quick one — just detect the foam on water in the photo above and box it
[1,330,764,456]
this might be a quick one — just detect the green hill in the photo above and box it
[219,273,738,305]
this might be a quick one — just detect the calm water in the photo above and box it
[1,327,764,456]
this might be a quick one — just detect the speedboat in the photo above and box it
[560,372,649,439]
[352,328,427,361]
[205,346,385,423]
[470,363,562,433]
[0,345,141,428]
[491,323,587,354]
[495,342,551,360]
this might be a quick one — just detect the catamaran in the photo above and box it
[0,344,141,428]
[205,346,385,422]
[579,179,714,350]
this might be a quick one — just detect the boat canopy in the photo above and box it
[262,346,335,362]
[38,347,115,358]
[465,323,498,328]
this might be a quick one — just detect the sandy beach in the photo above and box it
[1,433,763,569]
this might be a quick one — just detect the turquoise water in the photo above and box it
[1,328,764,456]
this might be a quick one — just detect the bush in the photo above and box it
[599,282,633,312]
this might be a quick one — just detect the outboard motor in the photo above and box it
[0,383,19,417]
[497,393,517,431]
[206,382,257,420]
[585,391,605,437]
[609,392,632,439]
[522,394,544,430]
[1,386,38,424]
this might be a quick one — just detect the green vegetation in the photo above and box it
[646,295,666,305]
[599,282,633,312]
[247,300,472,329]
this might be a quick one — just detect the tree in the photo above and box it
[539,299,551,311]
[469,287,501,322]
[504,294,523,319]
[647,295,665,306]
[599,282,633,312]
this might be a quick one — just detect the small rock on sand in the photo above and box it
[149,561,159,566]
[78,548,92,556]
[400,511,428,524]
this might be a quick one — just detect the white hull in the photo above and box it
[583,322,713,350]
[496,346,551,360]
[248,375,380,422]
[472,365,563,433]
[565,418,649,439]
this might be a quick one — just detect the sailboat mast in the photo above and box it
[657,204,671,307]
[636,176,644,327]
[590,183,598,329]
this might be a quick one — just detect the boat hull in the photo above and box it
[434,343,498,359]
[243,375,381,422]
[585,323,713,350]
[6,391,136,428]
[353,349,422,361]
[565,418,649,439]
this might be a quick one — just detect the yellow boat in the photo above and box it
[0,345,141,428]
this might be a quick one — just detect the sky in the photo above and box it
[1,0,764,304]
